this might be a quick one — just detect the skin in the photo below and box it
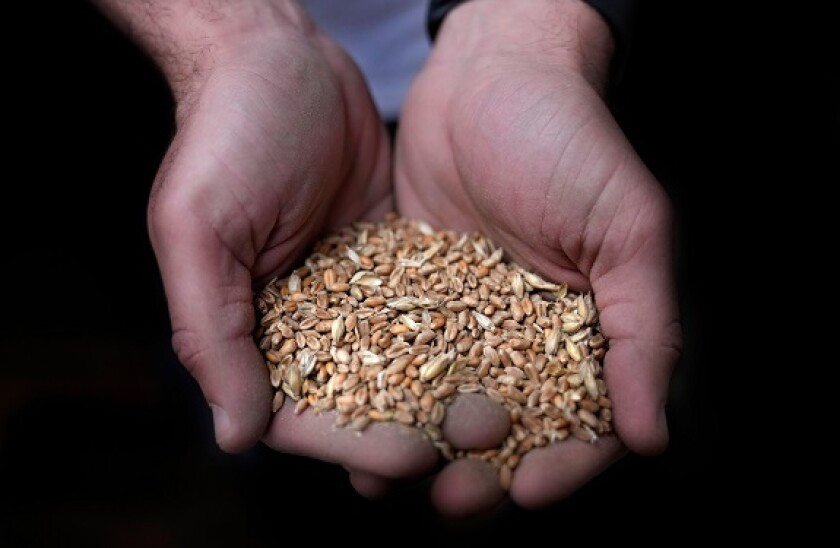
[395,0,682,510]
[93,0,394,452]
[94,0,509,492]
[92,0,681,518]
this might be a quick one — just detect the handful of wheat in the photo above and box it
[254,215,611,489]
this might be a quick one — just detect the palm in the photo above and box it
[397,55,681,507]
[399,59,620,279]
[153,34,391,284]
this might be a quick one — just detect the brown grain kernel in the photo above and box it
[509,338,530,351]
[570,424,597,443]
[499,464,513,490]
[509,351,526,368]
[390,324,409,335]
[394,409,415,425]
[430,401,446,425]
[419,390,435,413]
[433,383,455,399]
[368,409,392,421]
[578,408,599,428]
[272,390,285,412]
[294,398,309,415]
[566,338,582,362]
[578,398,600,413]
[410,379,424,398]
[279,338,298,357]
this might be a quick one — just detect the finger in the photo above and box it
[591,195,682,455]
[442,393,511,450]
[149,185,271,453]
[274,394,513,504]
[510,436,625,509]
[263,401,439,479]
[602,333,679,455]
[430,459,506,518]
[345,467,395,499]
[428,394,511,518]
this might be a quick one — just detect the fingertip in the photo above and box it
[212,401,270,453]
[510,437,625,509]
[601,338,675,456]
[442,394,511,450]
[209,364,272,453]
[264,404,439,478]
[431,459,506,518]
[346,468,395,499]
[616,404,669,456]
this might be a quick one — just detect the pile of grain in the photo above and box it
[254,216,610,488]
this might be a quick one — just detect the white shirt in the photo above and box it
[302,0,431,120]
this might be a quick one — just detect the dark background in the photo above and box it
[1,1,833,545]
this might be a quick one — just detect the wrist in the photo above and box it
[436,0,614,91]
[92,0,312,98]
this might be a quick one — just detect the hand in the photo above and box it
[396,0,682,513]
[139,2,395,451]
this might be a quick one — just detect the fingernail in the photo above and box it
[210,404,230,445]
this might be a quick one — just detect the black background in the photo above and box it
[1,1,834,545]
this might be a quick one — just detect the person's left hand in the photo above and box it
[392,0,682,516]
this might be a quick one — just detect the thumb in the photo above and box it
[591,197,682,455]
[149,187,271,453]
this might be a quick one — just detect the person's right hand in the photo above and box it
[138,2,394,454]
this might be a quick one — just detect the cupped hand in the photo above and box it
[146,4,394,452]
[395,0,682,513]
